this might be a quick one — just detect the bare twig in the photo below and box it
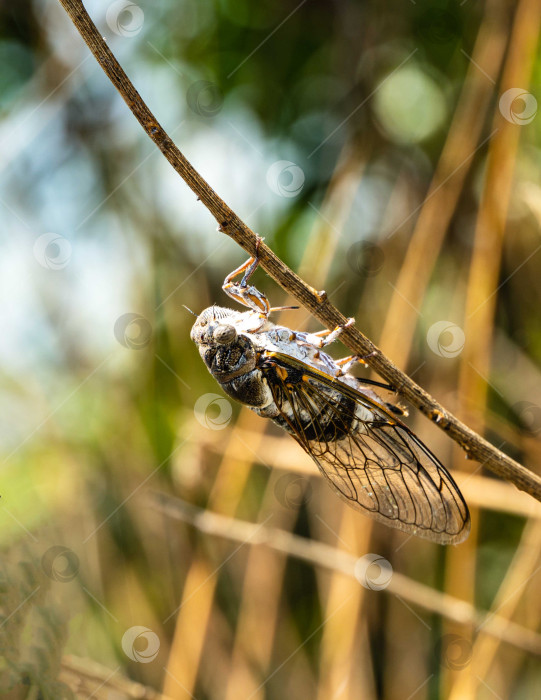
[57,0,541,502]
[151,491,541,656]
[60,654,169,699]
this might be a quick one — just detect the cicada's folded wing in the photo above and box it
[261,353,470,544]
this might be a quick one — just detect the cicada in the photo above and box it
[190,249,470,544]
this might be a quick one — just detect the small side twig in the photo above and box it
[60,654,168,699]
[58,0,541,503]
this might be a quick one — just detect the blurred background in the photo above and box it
[1,0,541,697]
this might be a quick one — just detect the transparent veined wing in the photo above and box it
[260,352,470,544]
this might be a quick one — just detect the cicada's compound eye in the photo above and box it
[213,324,238,345]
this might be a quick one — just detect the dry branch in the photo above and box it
[58,0,541,502]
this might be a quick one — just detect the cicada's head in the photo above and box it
[190,306,239,346]
[190,306,258,381]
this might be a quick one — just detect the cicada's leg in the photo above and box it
[338,355,405,414]
[315,351,343,376]
[302,317,356,349]
[222,239,271,316]
[311,351,359,378]
[269,305,299,313]
[334,350,381,373]
[334,355,360,375]
[314,354,362,378]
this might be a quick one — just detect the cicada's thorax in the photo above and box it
[191,305,374,441]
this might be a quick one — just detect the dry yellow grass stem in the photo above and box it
[163,411,267,698]
[446,0,541,693]
[378,0,508,369]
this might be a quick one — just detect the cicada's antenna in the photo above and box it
[182,305,198,317]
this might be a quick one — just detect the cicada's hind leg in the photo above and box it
[333,352,408,416]
[222,238,271,316]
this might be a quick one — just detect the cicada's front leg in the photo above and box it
[222,239,271,316]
